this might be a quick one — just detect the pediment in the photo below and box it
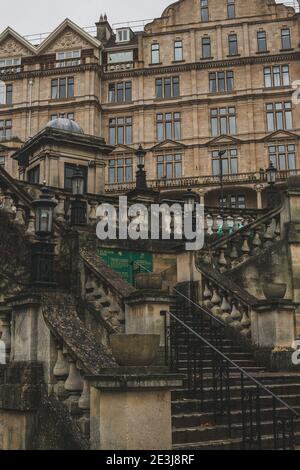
[37,19,100,54]
[151,139,187,151]
[112,144,135,154]
[261,130,300,142]
[0,28,36,57]
[206,135,243,147]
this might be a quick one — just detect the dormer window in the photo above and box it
[116,28,131,43]
[56,50,81,67]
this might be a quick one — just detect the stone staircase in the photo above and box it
[170,311,300,450]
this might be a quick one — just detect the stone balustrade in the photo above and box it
[202,277,252,339]
[199,211,282,272]
[52,341,91,439]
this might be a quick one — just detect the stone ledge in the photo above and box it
[87,367,184,392]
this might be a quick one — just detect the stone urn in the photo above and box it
[263,283,287,300]
[110,334,160,367]
[135,273,162,291]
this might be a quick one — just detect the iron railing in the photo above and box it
[161,291,300,450]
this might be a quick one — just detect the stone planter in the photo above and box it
[263,283,287,300]
[110,334,160,366]
[135,273,162,291]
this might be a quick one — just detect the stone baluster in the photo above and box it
[218,247,227,272]
[0,307,12,364]
[206,215,213,236]
[203,282,213,308]
[211,287,222,317]
[64,358,84,416]
[78,379,91,437]
[229,242,239,266]
[14,201,26,225]
[25,210,36,238]
[252,227,262,254]
[216,215,224,236]
[53,345,69,400]
[227,216,234,235]
[240,307,251,338]
[220,293,233,324]
[88,201,98,225]
[263,220,274,247]
[241,234,251,260]
[3,190,14,216]
[274,217,281,241]
[55,195,66,222]
[230,302,243,330]
[234,216,244,232]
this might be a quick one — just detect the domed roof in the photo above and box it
[45,118,84,134]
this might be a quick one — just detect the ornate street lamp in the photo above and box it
[182,188,199,233]
[266,161,278,186]
[182,188,199,210]
[135,145,147,190]
[31,184,57,287]
[266,162,278,208]
[70,167,87,226]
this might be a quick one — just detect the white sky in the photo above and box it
[0,0,296,36]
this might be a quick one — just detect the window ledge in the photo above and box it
[172,60,186,64]
[49,97,75,102]
[199,57,214,61]
[208,91,236,96]
[106,101,134,106]
[263,85,291,91]
[226,54,241,58]
[256,51,270,54]
[280,48,294,52]
[154,96,181,102]
[148,62,163,67]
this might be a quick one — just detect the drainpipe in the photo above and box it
[28,78,34,139]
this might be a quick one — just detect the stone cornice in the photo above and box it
[0,63,102,82]
[104,51,300,79]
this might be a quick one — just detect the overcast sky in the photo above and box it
[0,0,295,36]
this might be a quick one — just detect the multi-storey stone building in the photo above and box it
[0,0,299,208]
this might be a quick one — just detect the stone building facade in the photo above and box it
[0,0,300,208]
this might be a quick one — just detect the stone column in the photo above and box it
[251,300,298,370]
[125,291,174,364]
[286,177,300,304]
[255,184,264,209]
[88,367,183,451]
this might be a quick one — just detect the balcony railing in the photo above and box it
[104,62,135,72]
[105,169,300,193]
[40,58,86,71]
[0,65,23,76]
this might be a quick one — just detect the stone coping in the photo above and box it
[125,290,175,304]
[253,299,299,312]
[86,367,184,391]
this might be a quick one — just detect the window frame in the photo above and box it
[151,44,160,64]
[228,33,238,56]
[109,116,133,145]
[257,31,267,53]
[174,40,183,62]
[202,36,211,59]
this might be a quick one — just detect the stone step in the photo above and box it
[172,383,300,401]
[173,432,300,451]
[172,404,300,429]
[172,393,300,414]
[172,417,300,444]
[176,366,266,375]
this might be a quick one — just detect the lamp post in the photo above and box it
[31,184,57,287]
[182,188,199,234]
[70,167,87,226]
[135,145,147,190]
[218,150,227,212]
[266,161,278,208]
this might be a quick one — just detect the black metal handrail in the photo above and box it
[162,308,300,450]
